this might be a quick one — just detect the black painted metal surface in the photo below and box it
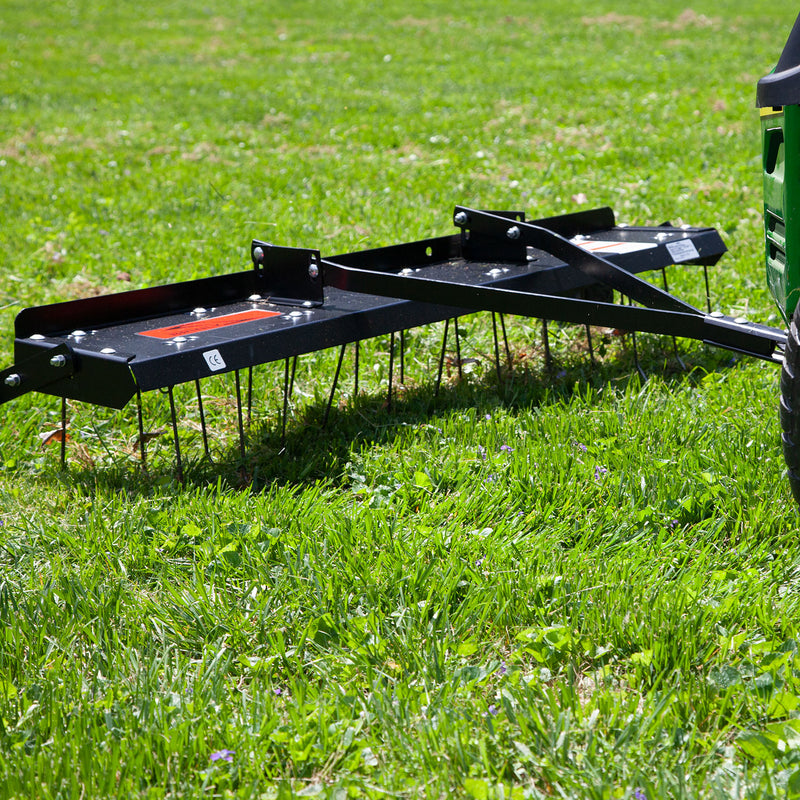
[3,205,771,411]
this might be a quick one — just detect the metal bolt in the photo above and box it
[253,246,265,263]
[506,225,521,240]
[734,316,748,325]
[4,374,21,388]
[454,211,468,226]
[308,262,320,280]
[50,354,67,368]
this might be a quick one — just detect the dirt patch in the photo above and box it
[583,10,718,32]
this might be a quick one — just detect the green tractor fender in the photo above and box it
[758,11,800,502]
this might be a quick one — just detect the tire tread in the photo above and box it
[781,306,800,502]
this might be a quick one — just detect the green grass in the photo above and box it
[1,1,800,797]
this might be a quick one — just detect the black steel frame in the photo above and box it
[0,205,787,412]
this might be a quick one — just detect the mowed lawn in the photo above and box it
[1,1,800,797]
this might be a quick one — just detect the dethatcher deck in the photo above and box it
[0,205,779,411]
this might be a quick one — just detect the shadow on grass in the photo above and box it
[50,328,758,496]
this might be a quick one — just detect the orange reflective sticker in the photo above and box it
[138,309,281,339]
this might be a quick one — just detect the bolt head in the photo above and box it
[4,373,21,388]
[308,262,320,280]
[454,211,468,226]
[253,246,265,263]
[50,354,67,368]
[506,225,521,240]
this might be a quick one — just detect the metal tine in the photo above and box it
[491,312,503,385]
[499,313,512,374]
[387,332,395,411]
[585,325,596,365]
[434,316,464,396]
[454,317,462,379]
[627,296,647,382]
[247,367,253,429]
[400,329,406,386]
[703,264,712,314]
[323,343,347,428]
[435,318,450,397]
[166,385,184,484]
[280,356,298,445]
[234,370,246,462]
[354,341,360,397]
[136,389,147,471]
[60,396,67,470]
[194,379,211,459]
[542,319,552,368]
[288,355,297,400]
[631,330,646,381]
[660,268,686,369]
[281,358,290,445]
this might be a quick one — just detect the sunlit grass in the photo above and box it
[1,2,800,798]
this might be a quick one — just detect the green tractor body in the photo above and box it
[759,13,800,321]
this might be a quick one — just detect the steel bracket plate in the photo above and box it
[0,343,74,404]
[251,242,324,307]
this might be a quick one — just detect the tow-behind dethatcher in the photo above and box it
[3,16,800,498]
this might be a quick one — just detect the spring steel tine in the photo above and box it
[660,269,686,369]
[703,264,712,314]
[500,313,512,373]
[323,343,347,428]
[454,317,463,379]
[585,325,596,365]
[234,370,246,462]
[288,355,298,400]
[435,318,450,397]
[387,332,395,411]
[167,386,184,484]
[247,367,253,428]
[281,357,297,445]
[627,296,647,382]
[136,389,147,471]
[60,396,67,470]
[281,358,290,444]
[542,319,552,367]
[492,312,503,384]
[661,267,686,370]
[194,379,210,459]
[354,341,360,397]
[631,330,646,381]
[400,330,406,385]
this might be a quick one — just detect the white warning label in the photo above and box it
[572,239,658,255]
[666,239,700,263]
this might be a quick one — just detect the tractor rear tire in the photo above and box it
[780,304,800,503]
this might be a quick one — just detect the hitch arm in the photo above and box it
[321,259,786,363]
